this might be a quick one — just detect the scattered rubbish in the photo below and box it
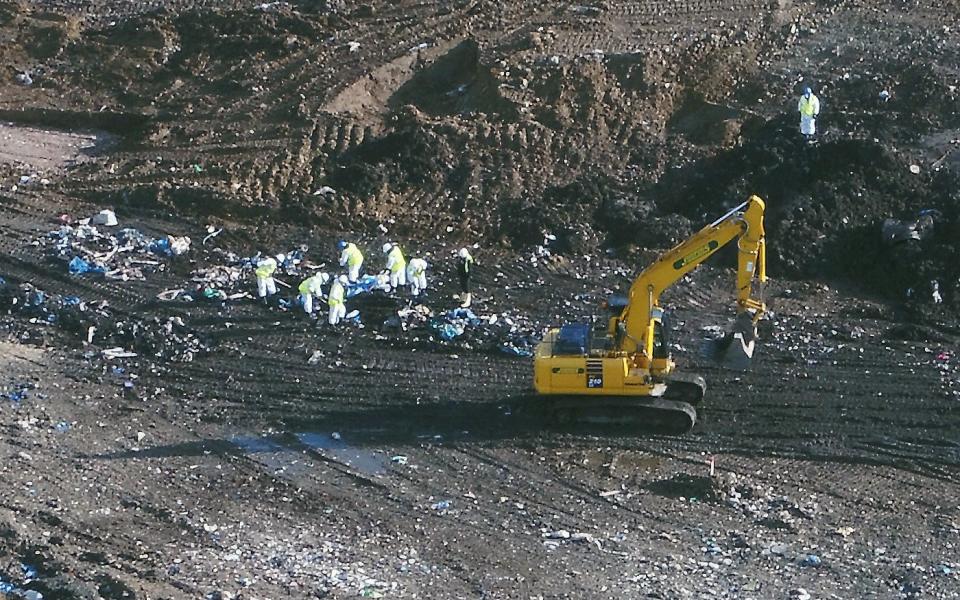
[45,221,191,282]
[545,530,571,539]
[149,235,192,257]
[68,256,105,275]
[909,164,921,174]
[16,174,48,187]
[500,341,533,357]
[570,5,603,16]
[430,500,451,511]
[90,209,118,226]
[385,304,433,331]
[937,564,953,575]
[15,71,33,86]
[879,90,890,102]
[432,321,464,341]
[102,347,138,359]
[791,588,811,600]
[881,209,940,245]
[54,421,71,433]
[157,288,185,302]
[2,381,35,403]
[391,455,408,465]
[570,532,598,546]
[202,225,223,246]
[801,554,822,567]
[346,274,390,298]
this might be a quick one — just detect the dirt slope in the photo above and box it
[0,0,958,598]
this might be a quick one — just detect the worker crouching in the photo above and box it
[383,243,407,291]
[298,272,330,318]
[254,254,282,304]
[407,257,428,297]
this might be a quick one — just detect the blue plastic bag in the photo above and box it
[148,238,172,256]
[68,256,104,275]
[346,275,381,298]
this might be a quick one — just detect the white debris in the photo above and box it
[544,530,571,539]
[91,209,118,227]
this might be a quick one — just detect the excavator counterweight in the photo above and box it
[533,195,768,433]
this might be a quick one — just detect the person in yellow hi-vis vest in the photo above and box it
[798,87,820,139]
[254,254,283,304]
[327,275,347,325]
[298,272,329,317]
[337,240,364,282]
[382,242,407,291]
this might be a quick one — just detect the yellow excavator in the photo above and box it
[533,195,768,432]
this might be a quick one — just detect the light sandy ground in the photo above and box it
[0,122,102,171]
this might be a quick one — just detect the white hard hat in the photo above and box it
[338,274,349,285]
[458,248,470,258]
[275,253,286,263]
[382,243,393,254]
[318,272,330,284]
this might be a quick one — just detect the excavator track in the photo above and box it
[547,395,698,434]
[661,373,707,406]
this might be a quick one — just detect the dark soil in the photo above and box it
[0,0,959,598]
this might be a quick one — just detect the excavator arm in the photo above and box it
[616,195,767,362]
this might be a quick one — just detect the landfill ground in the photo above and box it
[1,0,960,598]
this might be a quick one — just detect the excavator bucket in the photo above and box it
[701,313,757,370]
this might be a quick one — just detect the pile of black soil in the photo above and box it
[654,115,960,310]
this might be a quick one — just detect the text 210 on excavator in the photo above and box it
[533,195,768,432]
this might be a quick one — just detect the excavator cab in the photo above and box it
[652,312,671,360]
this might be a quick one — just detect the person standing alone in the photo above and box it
[798,86,820,140]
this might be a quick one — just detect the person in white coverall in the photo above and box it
[406,257,428,296]
[298,272,330,317]
[338,241,364,283]
[382,243,407,290]
[328,275,347,325]
[254,254,283,304]
[798,87,820,139]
